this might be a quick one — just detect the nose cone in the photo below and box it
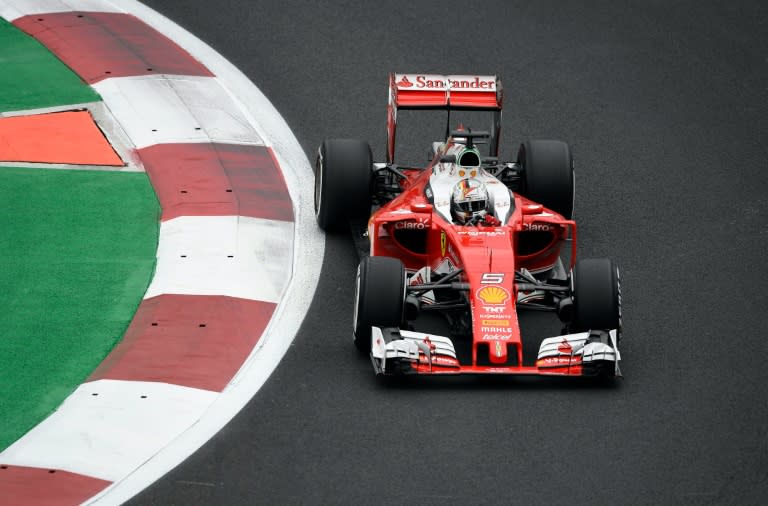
[489,340,508,364]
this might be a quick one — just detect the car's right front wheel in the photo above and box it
[517,139,575,219]
[353,256,406,353]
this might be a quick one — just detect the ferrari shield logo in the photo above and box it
[440,231,447,257]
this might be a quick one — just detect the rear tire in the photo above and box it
[315,139,373,231]
[353,256,406,353]
[518,139,574,219]
[571,258,622,334]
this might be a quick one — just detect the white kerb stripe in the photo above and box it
[0,379,218,482]
[0,0,325,503]
[144,215,293,302]
[93,75,265,149]
[0,0,123,20]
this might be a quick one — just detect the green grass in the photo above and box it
[0,168,159,450]
[0,17,99,112]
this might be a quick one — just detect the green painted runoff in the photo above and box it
[0,18,158,451]
[0,17,99,112]
[0,168,159,450]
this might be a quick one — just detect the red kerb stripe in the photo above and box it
[88,295,276,392]
[0,465,111,506]
[14,12,213,84]
[139,143,294,222]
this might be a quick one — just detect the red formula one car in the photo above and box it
[314,73,622,377]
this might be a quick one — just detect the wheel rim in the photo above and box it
[571,169,576,219]
[314,148,323,218]
[352,264,362,340]
[616,265,623,337]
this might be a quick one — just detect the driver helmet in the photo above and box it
[451,178,489,224]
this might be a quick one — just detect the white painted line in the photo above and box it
[145,215,294,302]
[0,161,141,172]
[0,379,218,482]
[0,0,122,21]
[0,101,102,118]
[93,75,265,149]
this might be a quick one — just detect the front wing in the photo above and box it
[371,327,621,377]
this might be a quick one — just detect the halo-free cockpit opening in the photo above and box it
[458,148,480,167]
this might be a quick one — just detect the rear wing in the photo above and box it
[387,73,504,163]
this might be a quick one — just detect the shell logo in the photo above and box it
[476,285,509,305]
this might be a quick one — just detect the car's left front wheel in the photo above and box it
[315,138,372,231]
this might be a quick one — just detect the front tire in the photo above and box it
[315,139,372,231]
[517,139,575,219]
[571,258,622,334]
[353,256,406,353]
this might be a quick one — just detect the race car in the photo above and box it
[314,73,622,377]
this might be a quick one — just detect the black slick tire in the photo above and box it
[353,256,406,353]
[571,258,622,333]
[518,139,575,219]
[314,138,372,231]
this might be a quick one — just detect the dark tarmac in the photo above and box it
[134,1,768,504]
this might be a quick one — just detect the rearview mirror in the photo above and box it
[522,204,543,215]
[410,203,433,213]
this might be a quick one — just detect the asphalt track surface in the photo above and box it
[134,1,768,504]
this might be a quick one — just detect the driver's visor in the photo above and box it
[457,199,486,212]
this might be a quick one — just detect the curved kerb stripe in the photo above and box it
[0,1,323,504]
